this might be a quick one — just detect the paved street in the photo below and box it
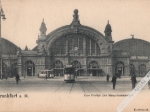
[0,76,149,94]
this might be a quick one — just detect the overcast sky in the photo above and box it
[1,0,150,50]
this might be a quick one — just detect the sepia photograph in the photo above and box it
[0,0,150,112]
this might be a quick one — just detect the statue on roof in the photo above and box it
[70,9,81,27]
[131,34,134,39]
[73,9,79,20]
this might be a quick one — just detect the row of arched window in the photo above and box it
[50,35,101,56]
[115,61,147,76]
[53,60,99,68]
[130,64,146,74]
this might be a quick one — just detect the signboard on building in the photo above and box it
[131,56,149,60]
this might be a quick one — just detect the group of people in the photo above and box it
[16,73,47,83]
[106,73,150,90]
[4,72,150,89]
[106,74,117,89]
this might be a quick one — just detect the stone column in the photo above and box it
[78,37,79,48]
[18,64,22,76]
[95,42,96,55]
[65,37,68,54]
[17,56,22,76]
[32,66,33,76]
[124,65,130,76]
[24,64,26,77]
[90,38,91,55]
[83,37,86,55]
[72,37,74,51]
[90,70,92,76]
[108,66,111,76]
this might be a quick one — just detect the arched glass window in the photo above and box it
[115,61,124,76]
[139,64,146,75]
[53,60,63,68]
[89,61,99,68]
[71,60,81,69]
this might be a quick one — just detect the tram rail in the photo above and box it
[54,82,66,93]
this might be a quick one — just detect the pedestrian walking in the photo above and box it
[148,80,150,89]
[111,75,117,89]
[15,74,20,84]
[131,73,137,89]
[106,74,110,82]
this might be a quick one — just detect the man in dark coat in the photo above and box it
[131,73,137,89]
[106,74,110,82]
[15,74,20,84]
[111,75,117,89]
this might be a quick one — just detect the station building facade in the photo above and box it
[1,9,150,77]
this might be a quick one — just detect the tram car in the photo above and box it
[64,65,75,82]
[38,69,54,78]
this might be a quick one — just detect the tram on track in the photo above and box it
[64,65,75,82]
[38,69,54,78]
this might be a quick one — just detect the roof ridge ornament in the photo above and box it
[131,34,134,39]
[25,45,28,51]
[70,9,81,27]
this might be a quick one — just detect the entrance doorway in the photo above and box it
[25,60,35,76]
[53,60,63,76]
[88,61,101,76]
[71,60,81,76]
[115,61,124,76]
[92,70,97,76]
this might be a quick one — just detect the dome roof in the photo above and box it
[45,24,107,49]
[1,37,19,54]
[113,38,150,56]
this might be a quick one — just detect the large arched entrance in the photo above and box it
[49,34,101,56]
[25,60,35,76]
[2,62,16,78]
[11,63,18,77]
[71,60,82,76]
[139,64,146,76]
[115,61,124,76]
[53,60,63,76]
[88,61,101,76]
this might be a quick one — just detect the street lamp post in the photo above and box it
[0,1,6,79]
